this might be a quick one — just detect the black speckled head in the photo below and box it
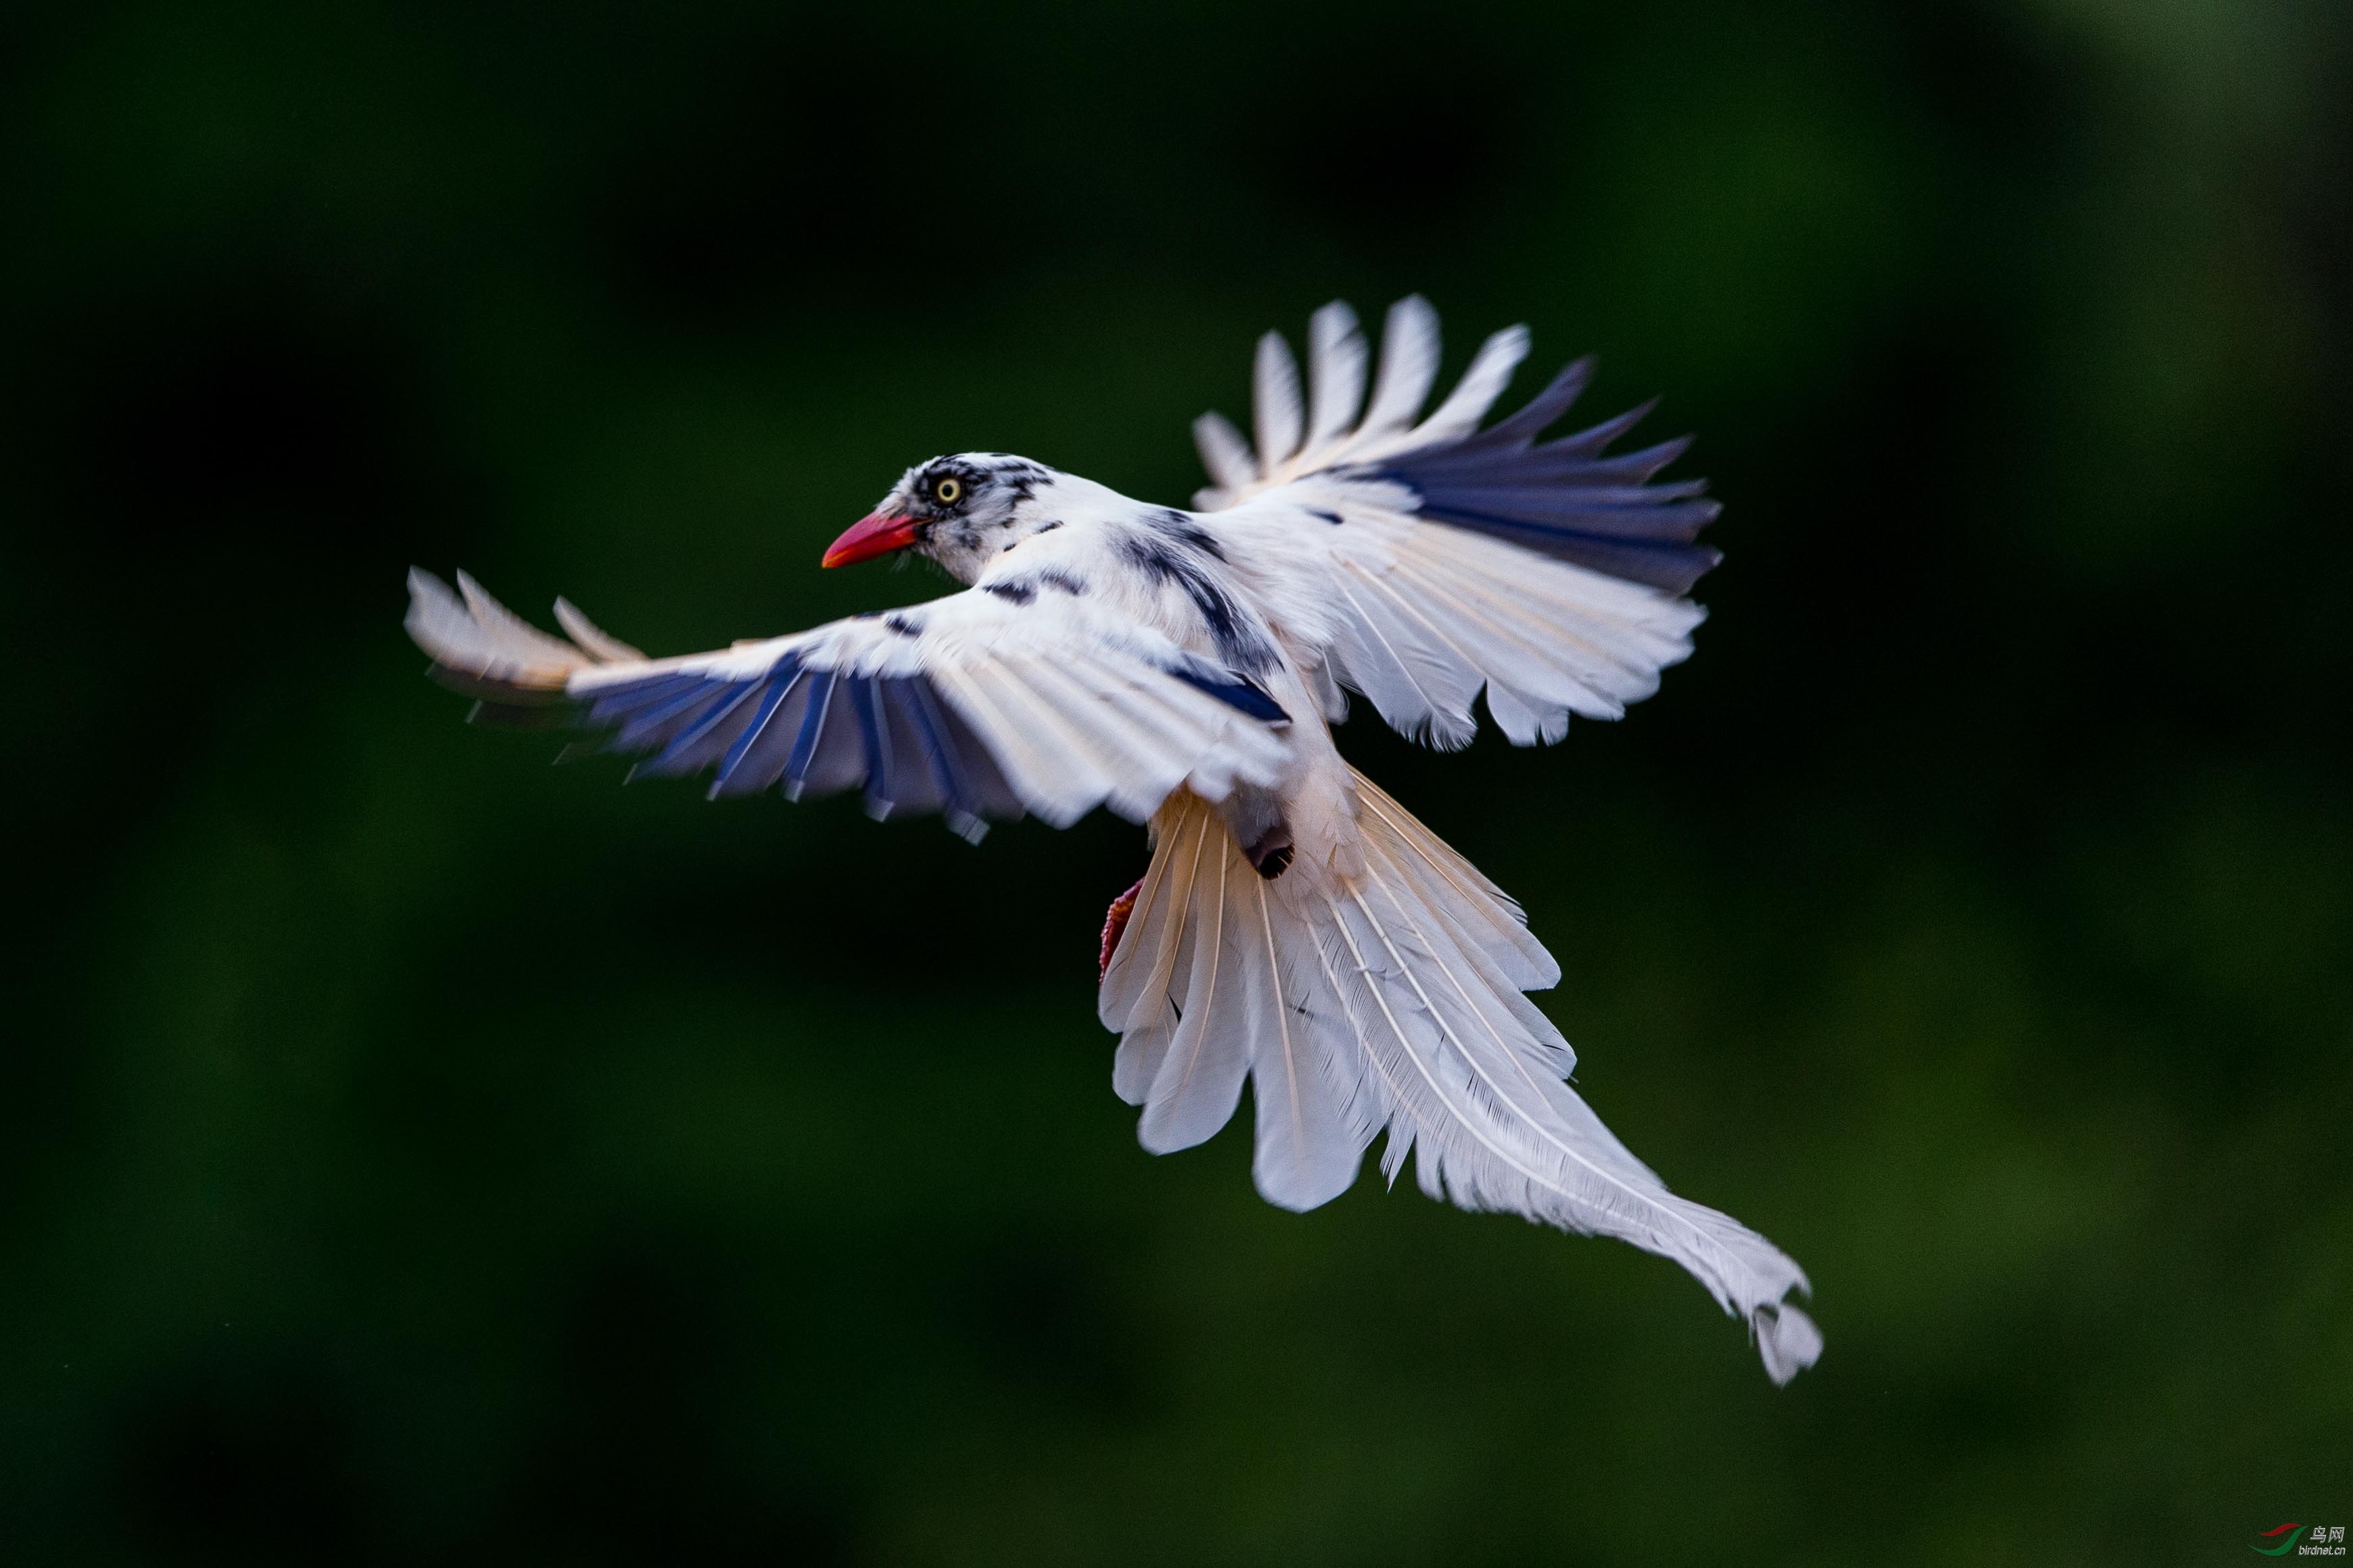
[865,453,1063,584]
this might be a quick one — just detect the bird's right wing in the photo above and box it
[405,568,1292,837]
[1192,298,1716,750]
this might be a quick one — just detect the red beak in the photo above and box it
[822,512,921,569]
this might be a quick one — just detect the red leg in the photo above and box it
[1099,877,1145,980]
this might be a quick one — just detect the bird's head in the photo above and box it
[823,453,1068,584]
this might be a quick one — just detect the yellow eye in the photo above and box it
[932,476,963,505]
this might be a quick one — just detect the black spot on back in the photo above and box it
[1151,509,1226,561]
[1119,522,1273,674]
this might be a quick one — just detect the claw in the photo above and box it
[1099,877,1145,979]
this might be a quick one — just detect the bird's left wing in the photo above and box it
[405,568,1291,837]
[1192,298,1717,750]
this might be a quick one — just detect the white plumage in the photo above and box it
[405,298,1821,1383]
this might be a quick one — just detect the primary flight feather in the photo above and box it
[405,297,1823,1384]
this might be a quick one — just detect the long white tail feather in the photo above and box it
[1100,776,1820,1384]
[1137,837,1254,1153]
[1243,873,1367,1207]
[1104,800,1214,1102]
[1351,779,1556,992]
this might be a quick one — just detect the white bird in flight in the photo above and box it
[406,297,1822,1383]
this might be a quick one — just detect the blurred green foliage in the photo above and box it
[1,0,2347,1562]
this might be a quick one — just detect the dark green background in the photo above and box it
[3,1,2347,1561]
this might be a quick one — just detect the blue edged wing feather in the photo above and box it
[710,670,813,799]
[604,675,730,752]
[1371,373,1722,595]
[853,677,1026,825]
[787,672,874,801]
[1444,358,1595,451]
[1406,436,1691,487]
[848,679,896,814]
[635,680,766,779]
[571,653,1036,830]
[779,670,839,799]
[869,680,941,817]
[1167,668,1289,724]
[898,677,1024,823]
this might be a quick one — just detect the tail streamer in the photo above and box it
[1100,774,1821,1383]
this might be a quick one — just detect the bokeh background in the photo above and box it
[3,1,2348,1561]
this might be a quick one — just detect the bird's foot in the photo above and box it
[1099,877,1144,979]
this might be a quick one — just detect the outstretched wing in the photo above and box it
[1193,298,1718,750]
[405,569,1292,837]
